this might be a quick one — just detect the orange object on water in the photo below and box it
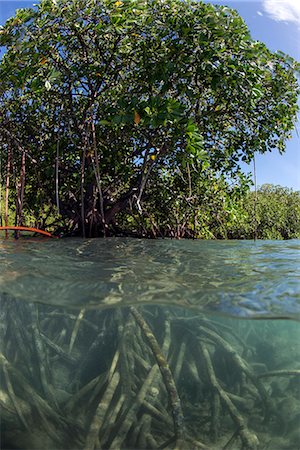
[0,226,58,238]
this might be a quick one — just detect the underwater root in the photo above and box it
[129,306,186,449]
[257,370,300,378]
[0,298,299,450]
[198,342,259,450]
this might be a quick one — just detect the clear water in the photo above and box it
[0,238,299,317]
[0,238,299,450]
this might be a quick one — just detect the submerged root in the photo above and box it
[2,362,30,431]
[130,306,186,448]
[257,370,300,379]
[69,308,86,354]
[198,342,259,450]
[85,370,120,450]
[0,298,299,450]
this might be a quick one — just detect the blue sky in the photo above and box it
[207,0,300,190]
[0,0,299,189]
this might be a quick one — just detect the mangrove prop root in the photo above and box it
[109,350,120,379]
[116,311,132,398]
[87,372,110,409]
[130,306,186,448]
[3,364,29,430]
[46,311,98,332]
[0,388,31,423]
[128,418,143,448]
[0,353,65,443]
[199,342,259,450]
[74,327,113,383]
[258,370,300,378]
[100,393,126,445]
[200,318,249,353]
[111,316,174,449]
[64,374,104,413]
[40,332,77,365]
[211,390,221,441]
[84,371,120,450]
[147,432,159,449]
[137,413,152,449]
[87,349,120,410]
[187,439,210,450]
[173,339,186,382]
[198,326,269,408]
[143,399,173,426]
[158,435,177,449]
[29,305,59,409]
[109,364,159,449]
[227,392,254,411]
[2,300,299,450]
[69,308,86,354]
[222,429,239,450]
[133,350,152,372]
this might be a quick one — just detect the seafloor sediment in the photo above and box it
[0,295,299,450]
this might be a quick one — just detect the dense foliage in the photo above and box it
[115,184,300,239]
[0,0,299,237]
[227,184,300,240]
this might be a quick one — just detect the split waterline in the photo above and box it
[0,238,299,317]
[0,238,299,449]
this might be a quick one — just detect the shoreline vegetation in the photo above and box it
[0,0,299,239]
[0,183,300,240]
[1,5,299,450]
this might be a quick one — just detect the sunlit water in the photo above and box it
[0,238,299,317]
[0,238,299,449]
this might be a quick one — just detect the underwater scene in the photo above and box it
[0,238,299,450]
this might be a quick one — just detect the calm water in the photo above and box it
[0,238,300,450]
[0,238,299,317]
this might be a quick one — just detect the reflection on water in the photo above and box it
[0,298,299,450]
[0,238,299,318]
[0,238,299,449]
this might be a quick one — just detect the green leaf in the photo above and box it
[45,80,51,90]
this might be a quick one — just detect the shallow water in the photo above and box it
[0,238,299,317]
[0,238,299,450]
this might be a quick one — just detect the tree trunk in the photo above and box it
[5,146,11,239]
[80,146,86,238]
[105,189,136,227]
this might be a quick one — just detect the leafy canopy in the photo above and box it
[0,0,299,236]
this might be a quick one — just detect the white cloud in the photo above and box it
[263,0,300,27]
[257,11,263,16]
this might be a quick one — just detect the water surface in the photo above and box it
[1,238,300,450]
[0,238,299,318]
